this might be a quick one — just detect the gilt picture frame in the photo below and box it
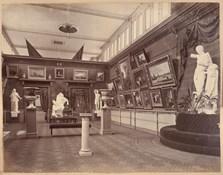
[28,66,46,80]
[145,55,177,89]
[118,58,132,90]
[161,87,176,110]
[140,89,153,110]
[6,64,19,78]
[73,69,88,81]
[150,89,163,107]
[55,68,65,79]
[96,71,104,82]
[134,50,149,67]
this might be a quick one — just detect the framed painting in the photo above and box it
[140,89,152,109]
[114,77,123,92]
[108,94,118,107]
[106,81,116,94]
[55,68,65,79]
[6,64,19,78]
[132,90,143,108]
[129,54,138,70]
[133,50,149,67]
[96,71,104,82]
[28,66,46,80]
[117,94,125,108]
[145,55,177,89]
[150,89,163,107]
[161,87,176,110]
[73,70,88,81]
[118,58,132,90]
[132,68,148,89]
[123,92,134,108]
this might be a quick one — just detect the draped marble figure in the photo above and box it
[190,45,218,114]
[10,88,22,113]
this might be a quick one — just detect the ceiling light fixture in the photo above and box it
[58,23,78,34]
[58,5,78,37]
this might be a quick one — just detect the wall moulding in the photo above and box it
[108,3,219,67]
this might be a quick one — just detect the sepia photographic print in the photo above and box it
[1,1,221,174]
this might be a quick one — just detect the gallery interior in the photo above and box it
[1,2,221,173]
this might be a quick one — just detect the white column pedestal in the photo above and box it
[100,108,113,135]
[79,113,92,156]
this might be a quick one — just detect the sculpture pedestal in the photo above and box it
[160,113,220,156]
[100,108,113,135]
[79,113,92,156]
[26,108,37,138]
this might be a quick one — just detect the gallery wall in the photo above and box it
[106,3,220,134]
[3,55,108,122]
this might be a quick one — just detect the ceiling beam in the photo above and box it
[30,4,128,20]
[2,28,19,55]
[15,44,100,56]
[4,26,107,43]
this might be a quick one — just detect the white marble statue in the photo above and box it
[52,92,69,117]
[190,45,219,114]
[94,89,102,111]
[10,88,22,113]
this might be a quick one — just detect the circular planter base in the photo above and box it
[160,113,220,156]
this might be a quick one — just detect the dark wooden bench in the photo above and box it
[49,117,78,123]
[49,122,91,135]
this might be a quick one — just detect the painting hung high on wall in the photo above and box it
[73,70,88,81]
[161,87,176,110]
[140,89,152,109]
[96,71,104,82]
[133,50,149,67]
[146,55,177,89]
[132,68,148,89]
[132,90,143,108]
[55,68,64,79]
[150,89,163,107]
[129,54,138,70]
[6,64,19,78]
[118,58,132,90]
[28,66,46,80]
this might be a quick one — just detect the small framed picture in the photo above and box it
[114,77,123,92]
[117,94,125,108]
[6,65,19,78]
[161,87,176,110]
[28,66,46,80]
[132,90,143,108]
[73,70,88,81]
[134,50,149,67]
[140,89,152,109]
[123,92,134,108]
[96,71,104,82]
[129,55,138,70]
[150,89,163,107]
[132,68,148,89]
[55,68,65,79]
[106,81,116,94]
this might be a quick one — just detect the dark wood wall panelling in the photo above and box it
[2,54,108,113]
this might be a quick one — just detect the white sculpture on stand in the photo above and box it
[190,45,219,114]
[94,89,102,111]
[52,92,69,117]
[10,89,22,117]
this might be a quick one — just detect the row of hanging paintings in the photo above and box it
[107,51,177,110]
